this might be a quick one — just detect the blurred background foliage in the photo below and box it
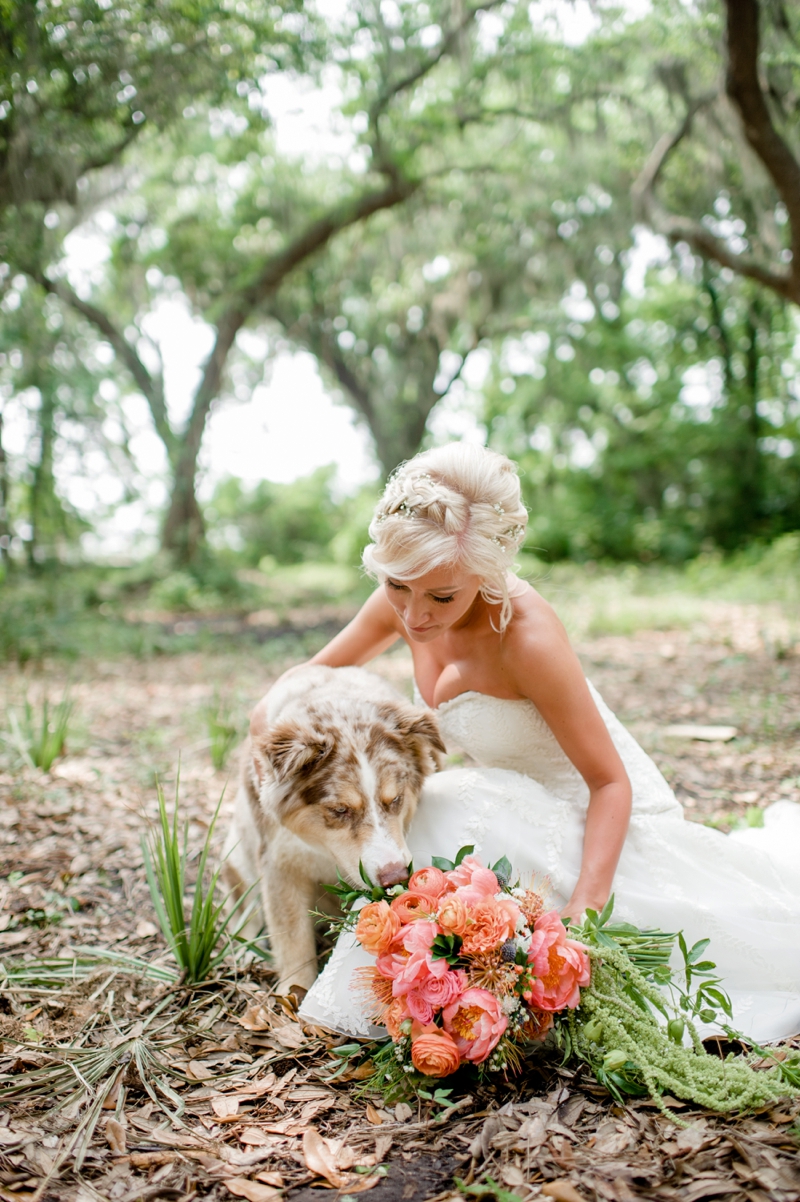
[1,0,800,654]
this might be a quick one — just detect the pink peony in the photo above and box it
[525,910,591,1011]
[354,900,402,955]
[419,968,467,1008]
[408,866,448,899]
[442,987,508,1063]
[446,854,488,888]
[399,920,438,954]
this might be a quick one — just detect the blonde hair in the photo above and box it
[363,443,528,631]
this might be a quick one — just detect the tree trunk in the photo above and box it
[160,449,206,565]
[0,406,10,569]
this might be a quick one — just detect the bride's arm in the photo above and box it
[506,602,632,922]
[249,587,401,740]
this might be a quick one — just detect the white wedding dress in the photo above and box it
[299,683,800,1044]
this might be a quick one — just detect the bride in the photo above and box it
[253,443,800,1043]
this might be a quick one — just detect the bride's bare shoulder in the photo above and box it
[503,578,572,655]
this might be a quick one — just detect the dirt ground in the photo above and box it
[0,600,798,1202]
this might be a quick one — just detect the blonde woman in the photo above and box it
[252,443,800,1041]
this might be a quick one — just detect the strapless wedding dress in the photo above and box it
[298,683,800,1043]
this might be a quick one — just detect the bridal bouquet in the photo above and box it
[351,852,588,1078]
[326,848,800,1119]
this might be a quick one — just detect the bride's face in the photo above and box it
[384,566,483,641]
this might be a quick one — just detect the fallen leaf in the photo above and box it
[223,1179,281,1201]
[187,1059,215,1081]
[238,1005,273,1032]
[104,1118,126,1155]
[135,919,158,937]
[255,1171,284,1187]
[239,1127,273,1147]
[303,1127,347,1188]
[212,1095,241,1119]
[394,1102,413,1123]
[271,1022,306,1049]
[374,1134,393,1163]
[542,1182,586,1202]
[365,1103,383,1126]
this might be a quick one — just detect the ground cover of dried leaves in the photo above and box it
[0,598,799,1202]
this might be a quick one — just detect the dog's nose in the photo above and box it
[377,861,409,888]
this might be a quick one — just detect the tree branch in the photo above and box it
[178,172,421,474]
[30,268,176,456]
[634,0,800,303]
[724,0,800,261]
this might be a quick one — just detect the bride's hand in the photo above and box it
[560,892,606,925]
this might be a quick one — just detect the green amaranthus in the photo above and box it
[566,942,799,1122]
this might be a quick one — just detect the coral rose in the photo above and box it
[526,910,591,1011]
[419,968,467,1007]
[354,900,402,955]
[442,988,508,1063]
[410,1023,461,1077]
[391,892,438,923]
[447,856,499,904]
[436,893,471,937]
[384,997,411,1039]
[460,898,517,956]
[408,866,447,899]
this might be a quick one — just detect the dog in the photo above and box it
[221,665,445,993]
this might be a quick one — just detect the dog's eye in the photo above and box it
[385,795,403,811]
[329,806,350,820]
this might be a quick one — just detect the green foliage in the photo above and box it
[486,269,800,562]
[3,691,73,771]
[204,693,240,772]
[206,469,379,568]
[141,777,249,983]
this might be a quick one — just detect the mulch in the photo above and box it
[0,604,799,1202]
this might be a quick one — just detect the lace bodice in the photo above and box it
[417,682,682,818]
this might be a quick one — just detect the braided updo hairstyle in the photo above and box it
[363,443,528,632]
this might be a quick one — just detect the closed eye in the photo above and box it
[432,594,455,604]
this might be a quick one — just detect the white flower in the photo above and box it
[501,995,521,1015]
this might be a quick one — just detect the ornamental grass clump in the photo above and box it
[142,775,254,984]
[3,691,73,771]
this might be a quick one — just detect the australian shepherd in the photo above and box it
[222,665,444,993]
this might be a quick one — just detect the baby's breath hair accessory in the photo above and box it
[493,503,505,516]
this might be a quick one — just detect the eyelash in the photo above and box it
[387,581,455,604]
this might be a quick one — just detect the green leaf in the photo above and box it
[687,938,711,963]
[359,861,373,887]
[453,845,475,867]
[431,856,455,871]
[490,855,512,881]
[597,894,616,926]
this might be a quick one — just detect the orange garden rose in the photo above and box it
[436,893,471,936]
[354,900,402,955]
[460,897,517,955]
[384,997,412,1039]
[391,892,438,923]
[410,1023,461,1077]
[408,866,447,898]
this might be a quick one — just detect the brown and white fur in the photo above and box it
[221,665,444,993]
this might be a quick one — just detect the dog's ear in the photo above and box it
[259,722,335,781]
[377,702,446,760]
